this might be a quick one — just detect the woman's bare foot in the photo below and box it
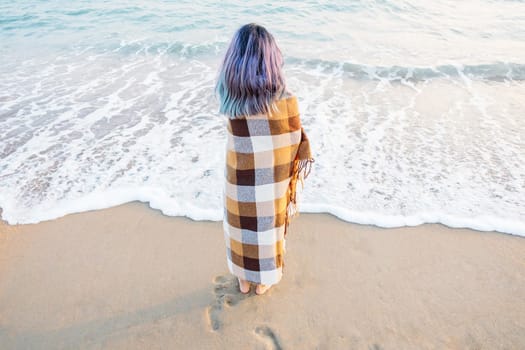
[238,278,251,294]
[255,284,272,295]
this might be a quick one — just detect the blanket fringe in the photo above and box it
[285,157,315,236]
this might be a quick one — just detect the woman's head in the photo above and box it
[216,23,286,118]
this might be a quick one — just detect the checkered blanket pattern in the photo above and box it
[222,95,313,285]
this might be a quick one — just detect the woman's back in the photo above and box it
[217,24,313,294]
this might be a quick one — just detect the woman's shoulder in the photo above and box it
[266,90,299,119]
[274,89,297,108]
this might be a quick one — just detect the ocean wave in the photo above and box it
[29,40,522,83]
[286,57,525,82]
[29,39,227,59]
[1,0,524,239]
[301,203,525,237]
[61,41,525,81]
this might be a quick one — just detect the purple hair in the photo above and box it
[216,23,286,118]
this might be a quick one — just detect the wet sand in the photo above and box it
[1,201,524,349]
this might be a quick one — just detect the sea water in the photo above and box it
[1,1,524,236]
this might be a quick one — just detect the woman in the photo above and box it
[216,23,313,295]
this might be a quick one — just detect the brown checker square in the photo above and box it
[238,201,257,217]
[241,242,259,259]
[243,255,261,271]
[226,209,241,229]
[230,246,245,268]
[235,168,256,186]
[231,151,255,170]
[275,211,286,227]
[287,115,302,131]
[239,214,257,231]
[273,162,293,182]
[268,117,290,135]
[275,253,283,268]
[229,118,250,136]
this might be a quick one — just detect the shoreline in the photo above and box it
[1,199,524,238]
[1,201,524,348]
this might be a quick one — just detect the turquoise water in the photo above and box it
[1,1,524,235]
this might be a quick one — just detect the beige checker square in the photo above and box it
[257,243,278,259]
[255,199,276,217]
[253,149,274,169]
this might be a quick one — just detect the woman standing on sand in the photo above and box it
[216,23,314,295]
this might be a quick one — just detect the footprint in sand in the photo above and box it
[206,274,252,331]
[254,325,283,350]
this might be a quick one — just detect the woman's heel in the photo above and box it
[238,277,251,294]
[255,284,272,295]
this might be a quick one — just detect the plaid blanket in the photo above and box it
[222,95,314,285]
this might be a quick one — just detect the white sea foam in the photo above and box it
[1,0,524,236]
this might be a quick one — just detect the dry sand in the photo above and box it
[0,201,524,349]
